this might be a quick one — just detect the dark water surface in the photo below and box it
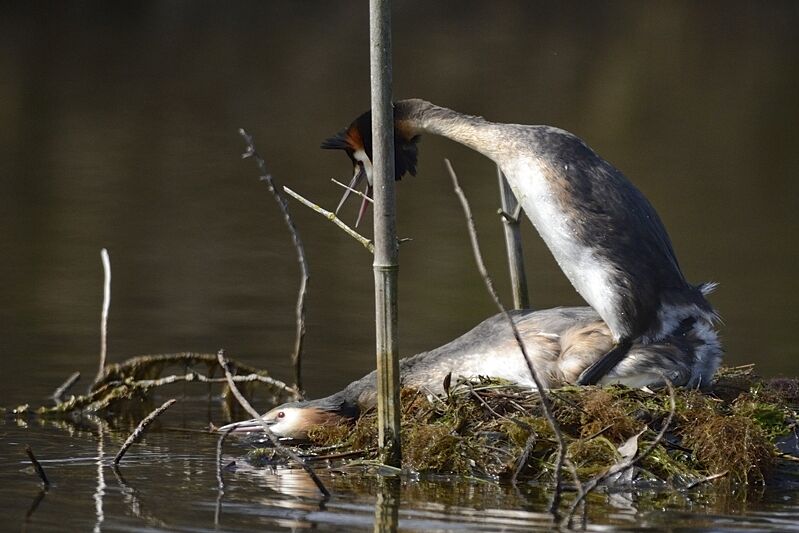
[2,2,798,530]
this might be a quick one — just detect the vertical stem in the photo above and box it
[370,0,402,467]
[497,167,530,310]
[94,248,111,387]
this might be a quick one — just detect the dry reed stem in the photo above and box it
[446,158,567,515]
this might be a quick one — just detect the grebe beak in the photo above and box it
[335,163,371,228]
[217,416,276,434]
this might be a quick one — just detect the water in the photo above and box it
[2,2,798,530]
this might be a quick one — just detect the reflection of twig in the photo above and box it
[52,371,80,405]
[331,178,374,204]
[24,488,48,521]
[114,398,177,464]
[446,158,567,514]
[25,446,50,486]
[214,426,234,525]
[239,129,309,394]
[563,378,677,527]
[216,349,330,498]
[283,186,375,254]
[93,248,112,389]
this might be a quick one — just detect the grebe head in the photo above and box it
[218,396,359,440]
[321,104,421,226]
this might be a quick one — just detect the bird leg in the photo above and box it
[575,338,633,385]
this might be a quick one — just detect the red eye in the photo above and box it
[277,411,285,419]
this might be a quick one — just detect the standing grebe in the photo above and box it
[321,99,718,385]
[219,305,721,439]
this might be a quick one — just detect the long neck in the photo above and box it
[398,99,518,162]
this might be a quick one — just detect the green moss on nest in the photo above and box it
[293,366,796,488]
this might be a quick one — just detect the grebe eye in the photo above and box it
[277,411,285,419]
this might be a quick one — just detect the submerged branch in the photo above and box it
[114,398,177,464]
[25,445,50,487]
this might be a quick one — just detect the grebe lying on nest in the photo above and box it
[219,305,721,439]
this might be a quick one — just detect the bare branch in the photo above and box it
[283,186,375,254]
[216,349,330,498]
[239,129,309,394]
[446,158,566,516]
[52,371,81,404]
[131,371,300,398]
[114,398,177,464]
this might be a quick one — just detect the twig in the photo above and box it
[239,129,309,394]
[446,158,567,516]
[132,371,300,398]
[283,186,375,254]
[93,248,111,388]
[685,470,729,489]
[331,178,374,204]
[25,446,50,486]
[563,378,677,527]
[512,432,537,483]
[52,371,81,404]
[114,398,177,465]
[216,349,330,498]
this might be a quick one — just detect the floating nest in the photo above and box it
[250,365,799,489]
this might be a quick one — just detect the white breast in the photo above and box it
[503,158,623,340]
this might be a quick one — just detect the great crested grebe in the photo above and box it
[219,305,721,439]
[321,99,718,385]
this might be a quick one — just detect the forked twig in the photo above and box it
[446,158,567,515]
[114,398,177,464]
[239,129,309,394]
[216,349,330,498]
[283,186,375,254]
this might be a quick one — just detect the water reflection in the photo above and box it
[2,1,799,530]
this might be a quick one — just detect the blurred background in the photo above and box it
[1,1,797,405]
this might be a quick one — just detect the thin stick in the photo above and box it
[93,248,111,387]
[685,470,729,489]
[216,350,330,498]
[52,371,81,404]
[114,398,177,464]
[446,158,566,516]
[283,186,375,254]
[563,378,677,527]
[25,445,50,486]
[331,178,374,204]
[239,129,309,394]
[131,371,300,398]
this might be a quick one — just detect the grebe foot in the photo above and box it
[576,338,633,385]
